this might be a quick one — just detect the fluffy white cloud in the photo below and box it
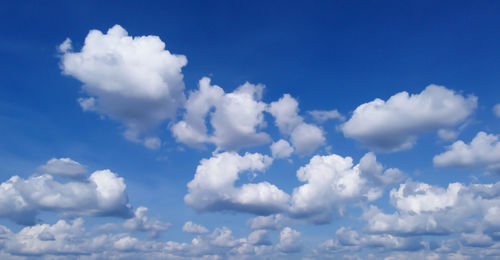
[494,103,500,118]
[184,152,289,215]
[123,206,171,238]
[0,169,132,225]
[270,139,294,159]
[308,109,345,122]
[172,77,270,150]
[362,181,500,236]
[341,85,477,151]
[277,227,302,253]
[290,123,326,155]
[269,94,326,155]
[247,214,285,230]
[290,152,403,223]
[59,25,187,148]
[316,227,424,255]
[38,157,87,178]
[182,221,209,234]
[433,131,500,172]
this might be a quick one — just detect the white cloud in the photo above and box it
[184,152,289,215]
[182,221,209,234]
[0,169,132,225]
[290,152,403,223]
[270,139,294,159]
[277,227,302,253]
[123,206,170,238]
[308,109,345,122]
[269,94,326,155]
[433,131,500,172]
[172,77,271,150]
[290,123,326,155]
[247,214,285,230]
[494,103,500,118]
[362,181,500,236]
[268,94,303,135]
[341,85,477,151]
[59,24,187,149]
[38,157,87,178]
[316,227,424,255]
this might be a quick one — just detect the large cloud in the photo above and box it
[172,77,270,151]
[0,169,132,225]
[362,181,500,236]
[341,85,477,151]
[433,131,500,172]
[59,25,187,149]
[290,152,403,223]
[184,152,290,215]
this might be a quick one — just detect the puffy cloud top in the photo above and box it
[184,152,289,215]
[38,157,87,178]
[433,131,500,172]
[172,77,270,151]
[0,169,132,225]
[341,85,477,151]
[59,25,187,148]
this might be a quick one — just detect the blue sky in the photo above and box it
[1,1,500,259]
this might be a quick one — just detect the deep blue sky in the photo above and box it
[1,1,500,259]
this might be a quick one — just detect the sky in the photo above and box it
[1,1,500,259]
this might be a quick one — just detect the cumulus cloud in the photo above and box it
[270,139,294,159]
[123,206,171,238]
[0,169,132,225]
[433,131,500,172]
[308,109,345,122]
[362,181,500,236]
[0,218,283,259]
[316,227,424,255]
[341,85,477,151]
[184,152,289,215]
[38,157,87,178]
[277,227,302,253]
[247,214,286,230]
[290,152,403,223]
[182,221,209,234]
[59,25,187,148]
[172,77,270,150]
[269,94,326,155]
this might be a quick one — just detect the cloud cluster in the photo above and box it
[434,131,500,172]
[184,152,289,215]
[172,77,270,151]
[59,25,187,149]
[289,152,403,223]
[0,169,132,225]
[341,85,477,151]
[269,94,325,155]
[0,218,304,260]
[185,150,402,224]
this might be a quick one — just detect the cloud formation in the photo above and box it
[290,152,403,223]
[0,168,132,225]
[434,131,500,172]
[38,157,87,179]
[172,77,270,151]
[341,85,477,151]
[59,25,187,149]
[184,152,289,215]
[269,94,326,155]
